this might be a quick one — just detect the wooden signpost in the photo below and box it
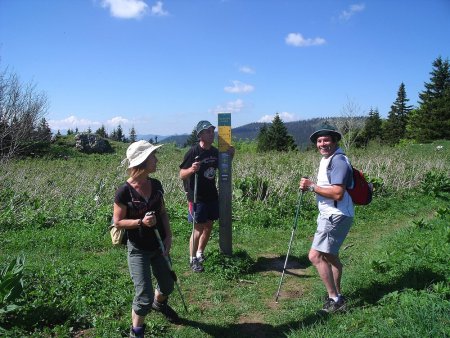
[218,113,232,255]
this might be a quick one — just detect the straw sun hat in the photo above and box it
[309,125,342,143]
[126,140,162,168]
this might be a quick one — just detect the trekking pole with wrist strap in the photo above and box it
[152,225,189,313]
[275,183,306,303]
[190,156,200,261]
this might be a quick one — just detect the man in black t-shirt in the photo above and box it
[179,120,234,272]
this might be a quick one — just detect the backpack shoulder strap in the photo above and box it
[147,178,164,205]
[327,153,352,186]
[125,182,137,201]
[326,153,353,207]
[326,153,345,183]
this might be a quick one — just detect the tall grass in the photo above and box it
[0,139,449,337]
[1,141,447,216]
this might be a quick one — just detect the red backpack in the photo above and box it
[327,154,373,206]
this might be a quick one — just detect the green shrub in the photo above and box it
[0,254,25,323]
[234,176,269,201]
[420,170,450,196]
[206,249,254,281]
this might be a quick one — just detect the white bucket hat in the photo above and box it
[126,140,162,168]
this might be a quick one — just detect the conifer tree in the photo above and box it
[116,125,124,142]
[268,114,297,151]
[383,82,413,145]
[365,108,383,142]
[407,56,450,142]
[256,124,269,152]
[184,129,198,147]
[109,128,117,141]
[95,125,107,138]
[257,114,297,151]
[356,108,382,147]
[35,117,52,142]
[129,126,137,143]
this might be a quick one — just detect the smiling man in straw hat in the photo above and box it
[299,125,354,314]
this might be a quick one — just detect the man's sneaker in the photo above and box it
[196,252,206,263]
[321,297,346,313]
[324,294,346,303]
[190,258,204,272]
[152,300,181,324]
[129,324,146,338]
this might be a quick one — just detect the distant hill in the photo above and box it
[231,122,264,141]
[160,117,366,148]
[160,134,190,147]
[232,117,355,149]
[136,134,167,142]
[284,117,335,149]
[51,117,364,148]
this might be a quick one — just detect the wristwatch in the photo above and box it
[137,218,143,227]
[308,184,316,192]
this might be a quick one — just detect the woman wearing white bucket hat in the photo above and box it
[113,140,180,337]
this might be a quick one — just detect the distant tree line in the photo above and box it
[1,56,448,160]
[356,56,449,147]
[64,124,141,143]
[256,56,450,152]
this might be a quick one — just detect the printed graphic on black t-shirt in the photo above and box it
[179,144,219,202]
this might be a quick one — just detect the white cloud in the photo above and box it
[239,66,255,74]
[48,115,134,132]
[258,115,273,123]
[258,112,298,123]
[211,99,245,114]
[224,81,254,94]
[151,1,169,16]
[339,3,365,21]
[106,116,131,127]
[48,115,102,131]
[285,33,326,47]
[101,0,148,19]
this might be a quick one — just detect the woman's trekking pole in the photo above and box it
[153,226,189,313]
[275,189,305,303]
[190,156,200,260]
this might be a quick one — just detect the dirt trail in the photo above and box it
[237,253,309,331]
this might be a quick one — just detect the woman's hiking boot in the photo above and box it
[152,299,181,324]
[129,324,146,338]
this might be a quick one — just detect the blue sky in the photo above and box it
[1,0,449,136]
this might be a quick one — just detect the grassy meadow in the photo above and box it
[1,138,449,337]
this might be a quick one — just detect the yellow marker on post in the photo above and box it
[218,126,231,152]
